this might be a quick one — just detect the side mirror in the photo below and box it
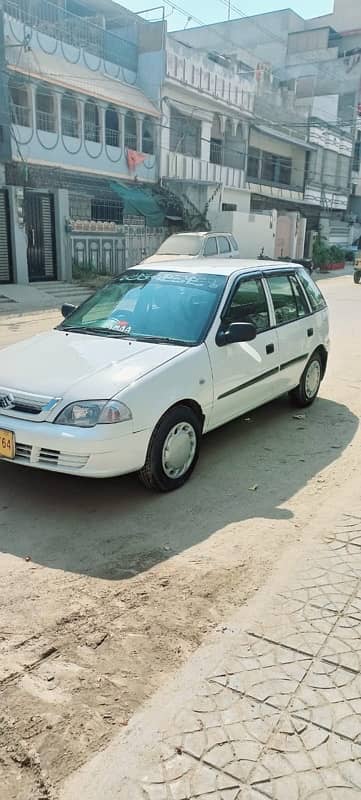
[61,303,77,318]
[216,321,257,347]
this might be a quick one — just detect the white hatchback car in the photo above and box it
[0,261,329,491]
[143,232,239,263]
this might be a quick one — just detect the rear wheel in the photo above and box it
[354,271,361,284]
[139,405,202,492]
[289,352,323,408]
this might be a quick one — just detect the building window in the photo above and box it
[223,120,245,170]
[210,115,223,165]
[278,156,292,186]
[36,88,56,133]
[142,117,154,154]
[61,93,79,138]
[124,110,137,150]
[105,107,120,147]
[84,101,100,143]
[169,109,201,158]
[247,147,260,180]
[248,148,292,187]
[9,81,31,127]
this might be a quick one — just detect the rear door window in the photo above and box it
[204,237,218,256]
[289,274,310,317]
[267,275,300,325]
[297,269,326,312]
[218,236,232,254]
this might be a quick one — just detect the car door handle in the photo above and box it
[266,343,275,354]
[307,328,314,337]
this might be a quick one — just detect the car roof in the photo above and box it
[168,231,233,238]
[129,259,300,277]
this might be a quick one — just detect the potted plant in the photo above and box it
[312,236,330,272]
[328,245,345,271]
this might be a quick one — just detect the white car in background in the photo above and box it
[143,231,239,262]
[0,261,329,492]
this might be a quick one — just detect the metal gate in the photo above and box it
[0,189,13,283]
[24,191,57,281]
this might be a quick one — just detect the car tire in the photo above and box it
[354,271,361,284]
[289,352,323,408]
[139,405,202,492]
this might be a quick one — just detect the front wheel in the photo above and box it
[354,271,361,284]
[139,405,202,492]
[289,352,323,408]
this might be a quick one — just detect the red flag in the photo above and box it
[126,149,147,171]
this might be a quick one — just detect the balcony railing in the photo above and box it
[124,132,137,150]
[106,127,120,148]
[84,123,101,144]
[36,109,56,133]
[62,116,79,139]
[168,152,244,189]
[4,0,137,72]
[11,103,30,127]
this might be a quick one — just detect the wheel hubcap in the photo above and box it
[162,423,197,479]
[305,359,321,399]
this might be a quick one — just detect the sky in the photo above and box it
[124,0,334,31]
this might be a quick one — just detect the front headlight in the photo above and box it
[55,400,132,428]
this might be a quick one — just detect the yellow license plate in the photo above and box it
[0,429,15,459]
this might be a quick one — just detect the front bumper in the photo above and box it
[0,413,151,478]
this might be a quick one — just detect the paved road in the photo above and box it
[0,273,360,799]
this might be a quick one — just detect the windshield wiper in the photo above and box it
[134,335,189,346]
[60,325,133,338]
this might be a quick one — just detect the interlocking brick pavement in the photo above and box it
[115,515,361,800]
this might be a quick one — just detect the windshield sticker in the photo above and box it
[121,271,225,291]
[115,320,132,334]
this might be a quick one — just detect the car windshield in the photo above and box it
[157,235,202,256]
[60,270,227,346]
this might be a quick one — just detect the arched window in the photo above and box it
[124,110,137,150]
[84,101,100,143]
[62,93,79,138]
[36,87,55,133]
[105,106,120,147]
[142,117,154,154]
[9,79,31,127]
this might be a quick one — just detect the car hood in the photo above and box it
[0,329,186,400]
[142,254,197,263]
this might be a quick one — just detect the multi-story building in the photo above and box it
[176,2,361,251]
[1,0,169,284]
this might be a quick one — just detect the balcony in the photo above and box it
[4,0,137,73]
[168,152,244,189]
[10,104,157,184]
[308,121,353,156]
[166,40,254,115]
[304,183,349,210]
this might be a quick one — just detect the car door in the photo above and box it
[206,273,280,429]
[203,236,219,258]
[264,271,311,393]
[217,235,233,259]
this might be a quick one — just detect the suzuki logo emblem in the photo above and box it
[0,394,14,410]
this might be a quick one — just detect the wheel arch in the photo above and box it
[163,399,205,430]
[312,345,328,379]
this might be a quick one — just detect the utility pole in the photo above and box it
[227,0,231,21]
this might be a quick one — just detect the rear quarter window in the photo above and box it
[298,269,326,312]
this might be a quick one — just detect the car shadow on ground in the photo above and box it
[0,395,358,580]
